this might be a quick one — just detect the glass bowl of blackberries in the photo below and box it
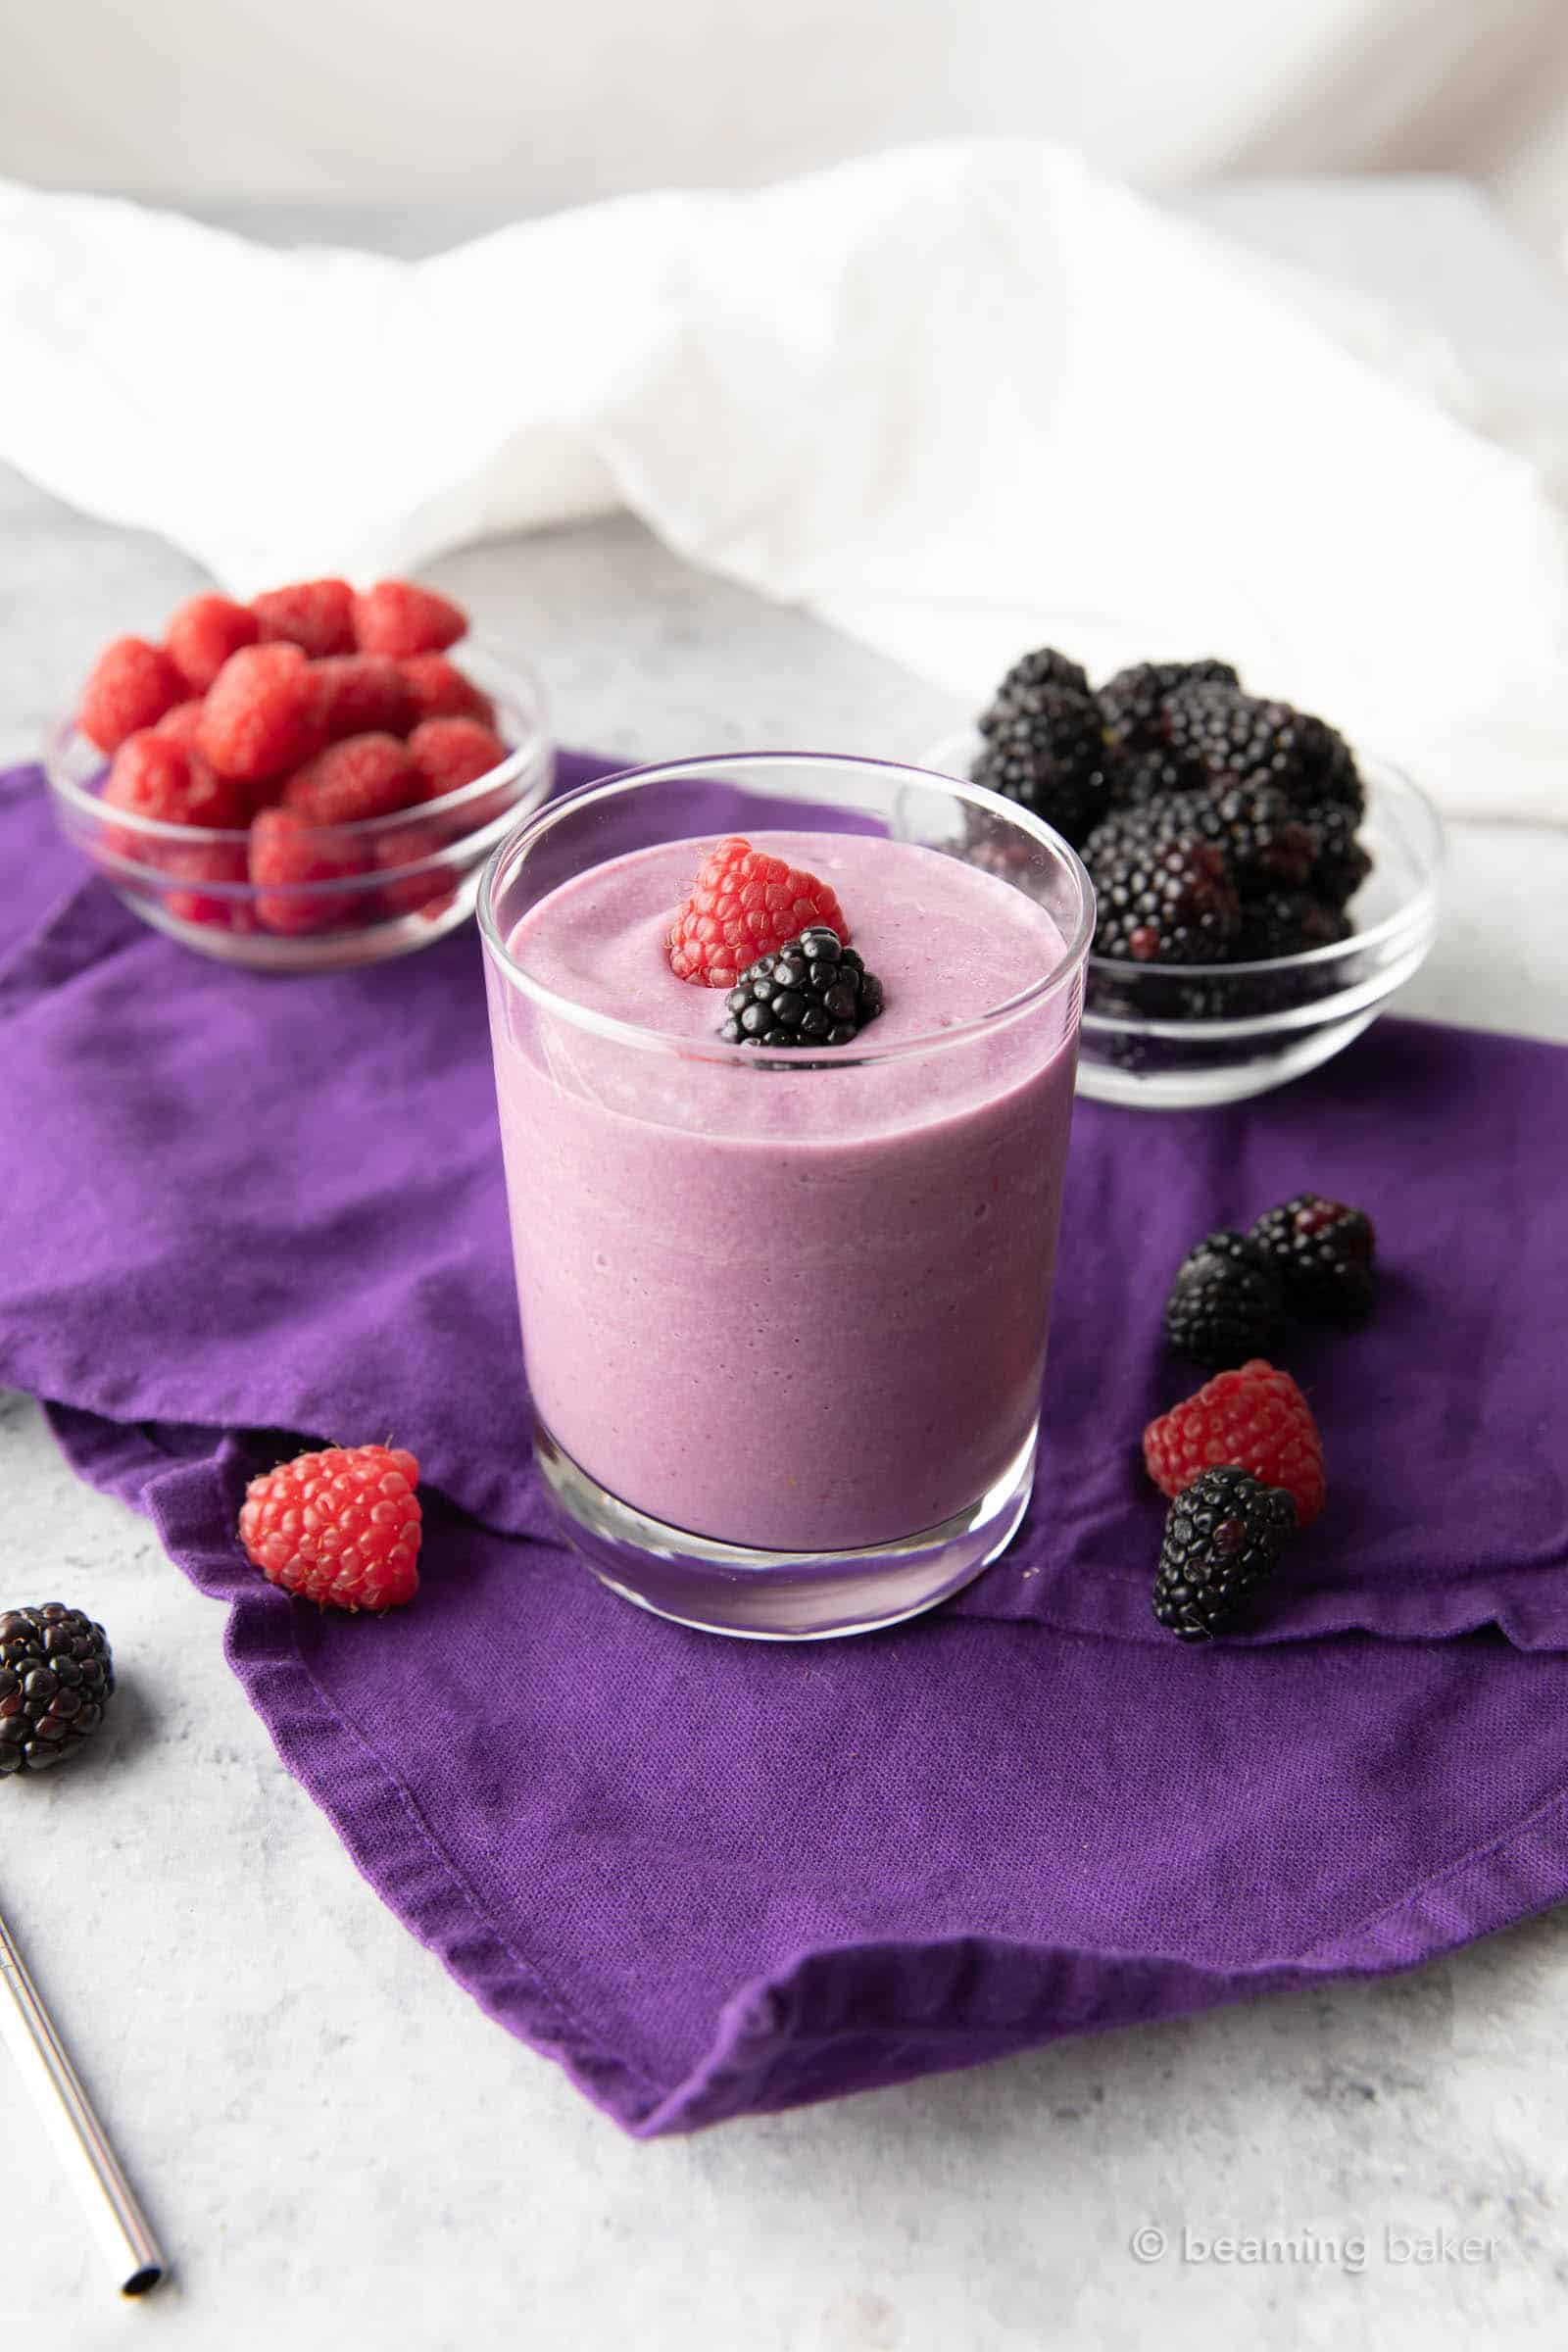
[927,649,1444,1108]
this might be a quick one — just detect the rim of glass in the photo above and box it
[925,731,1446,980]
[43,637,551,852]
[477,751,1096,1070]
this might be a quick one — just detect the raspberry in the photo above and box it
[199,644,321,782]
[1144,1359,1326,1529]
[313,654,416,743]
[408,717,507,801]
[238,1444,421,1612]
[1250,1194,1376,1323]
[1152,1467,1297,1642]
[282,733,418,826]
[162,840,252,927]
[103,732,249,830]
[154,698,208,750]
[249,806,368,935]
[165,594,261,691]
[79,636,184,755]
[668,836,851,989]
[399,654,496,728]
[353,580,467,658]
[375,821,457,918]
[0,1605,115,1774]
[250,577,357,658]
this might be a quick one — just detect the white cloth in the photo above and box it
[2,141,1566,823]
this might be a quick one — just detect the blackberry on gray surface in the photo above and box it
[0,1605,114,1775]
[1250,1194,1377,1323]
[1161,684,1364,818]
[971,688,1111,848]
[720,927,884,1050]
[1152,1467,1297,1642]
[1164,1231,1286,1368]
[1307,801,1374,907]
[1233,891,1350,962]
[1082,813,1242,963]
[1098,660,1241,756]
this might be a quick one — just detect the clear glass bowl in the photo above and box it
[44,641,553,973]
[924,731,1445,1109]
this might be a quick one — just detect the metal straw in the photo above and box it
[0,1894,167,2295]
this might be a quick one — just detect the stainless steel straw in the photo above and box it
[0,1894,167,2295]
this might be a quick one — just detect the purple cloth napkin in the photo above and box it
[4,757,1568,2133]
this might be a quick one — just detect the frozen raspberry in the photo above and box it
[375,821,457,918]
[408,717,507,801]
[399,653,496,728]
[353,580,467,658]
[153,698,208,750]
[250,577,357,658]
[1144,1358,1326,1530]
[248,806,368,934]
[667,836,851,988]
[238,1444,421,1611]
[79,636,184,755]
[163,840,253,927]
[103,732,249,830]
[282,733,418,827]
[313,654,416,743]
[165,594,261,692]
[199,644,321,782]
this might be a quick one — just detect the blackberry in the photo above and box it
[980,645,1092,719]
[1161,685,1364,818]
[1103,747,1200,811]
[720,927,884,1049]
[1233,891,1350,962]
[0,1605,114,1775]
[971,688,1111,848]
[1098,660,1241,756]
[1116,784,1314,898]
[1083,809,1241,964]
[1164,1231,1286,1368]
[1152,1467,1297,1642]
[1250,1194,1376,1323]
[1308,802,1373,907]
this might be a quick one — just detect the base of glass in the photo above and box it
[534,1419,1038,1640]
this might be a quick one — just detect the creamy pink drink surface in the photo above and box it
[488,831,1080,1552]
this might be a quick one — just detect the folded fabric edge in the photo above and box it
[127,1432,1568,2138]
[978,1554,1568,1653]
[43,1400,1568,1660]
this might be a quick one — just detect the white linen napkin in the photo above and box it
[2,140,1565,822]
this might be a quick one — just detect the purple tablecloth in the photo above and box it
[3,756,1567,2132]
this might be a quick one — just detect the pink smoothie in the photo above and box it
[487,831,1080,1552]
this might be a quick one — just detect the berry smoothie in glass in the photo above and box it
[479,755,1092,1638]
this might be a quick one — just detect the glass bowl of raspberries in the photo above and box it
[928,648,1445,1107]
[47,577,553,972]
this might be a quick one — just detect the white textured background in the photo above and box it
[3,0,1568,256]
